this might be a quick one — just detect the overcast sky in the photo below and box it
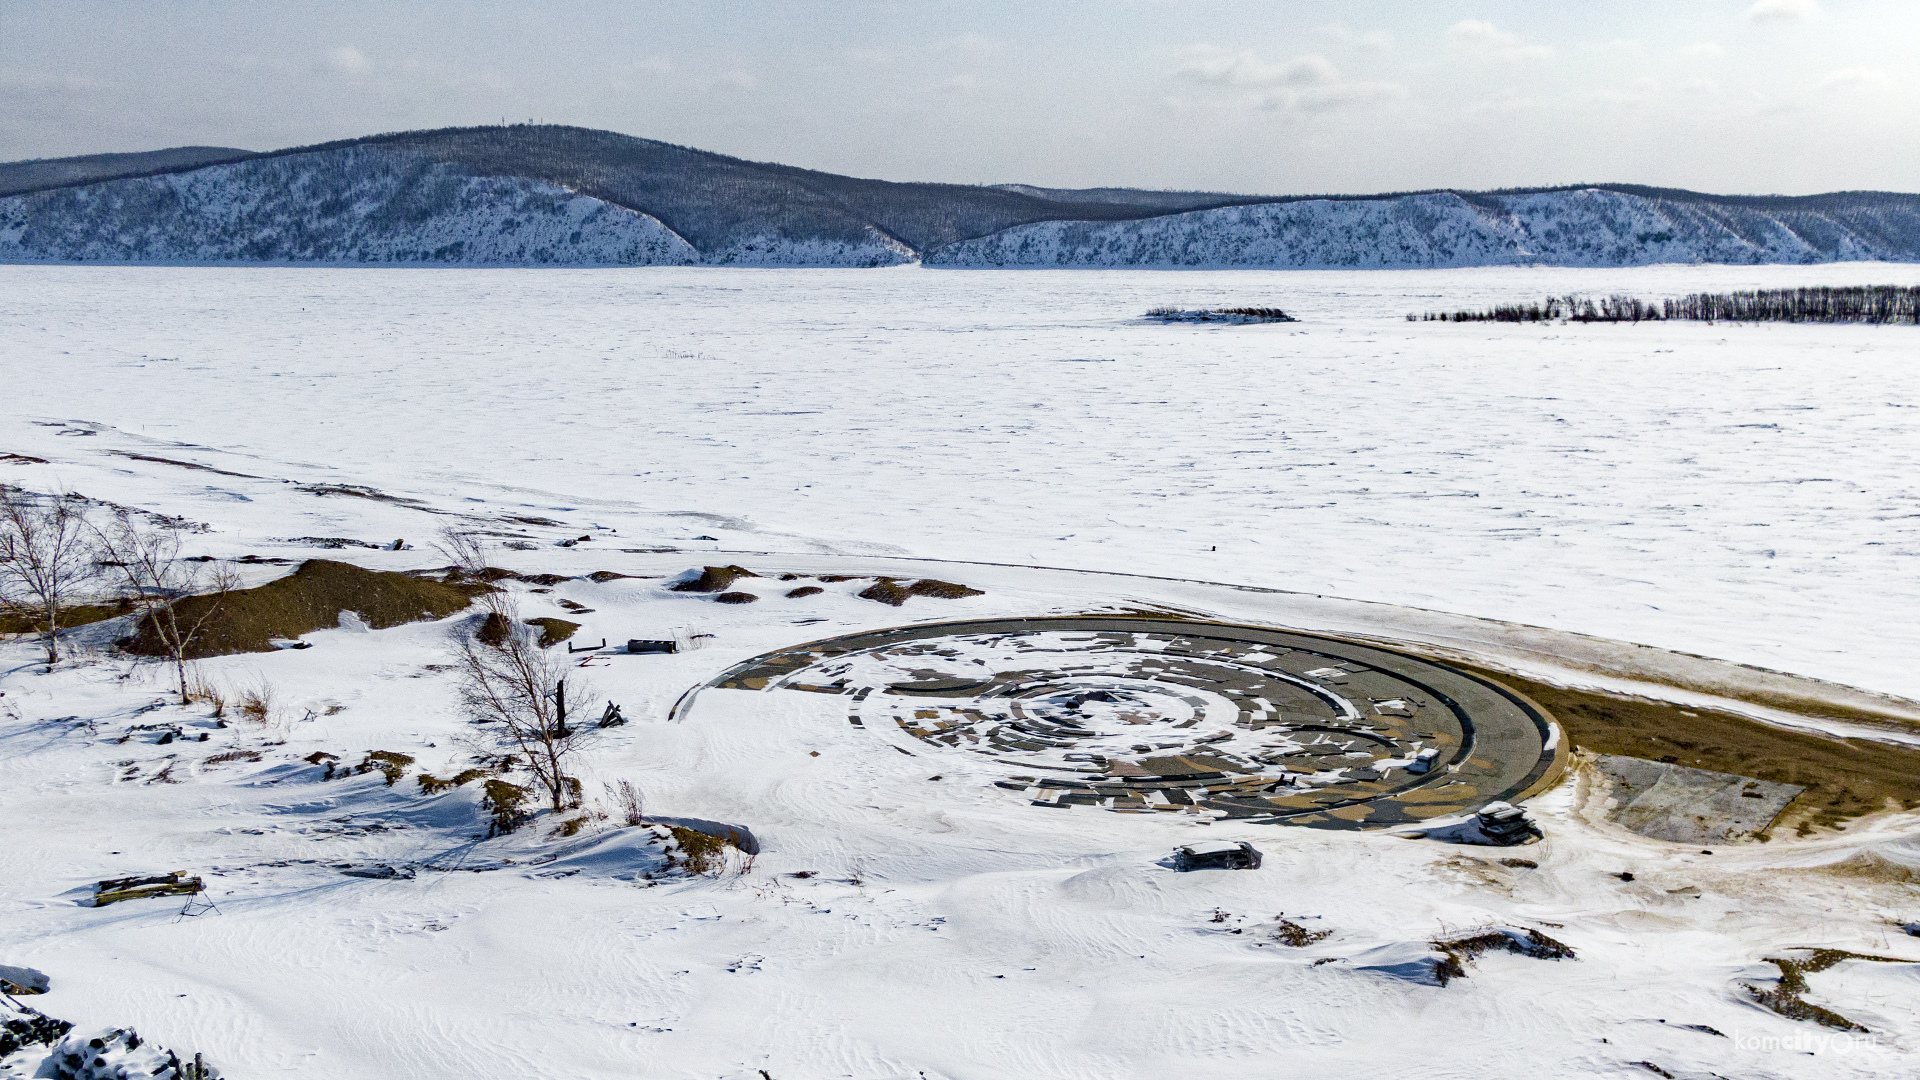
[2,0,1913,195]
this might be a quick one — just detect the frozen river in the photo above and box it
[3,261,1916,696]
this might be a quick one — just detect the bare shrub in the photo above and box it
[94,511,239,704]
[0,486,102,669]
[234,679,276,724]
[434,527,494,585]
[184,667,226,718]
[607,779,645,826]
[453,591,597,813]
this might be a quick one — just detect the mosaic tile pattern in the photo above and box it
[701,618,1565,829]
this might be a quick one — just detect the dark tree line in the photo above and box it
[1416,286,1920,325]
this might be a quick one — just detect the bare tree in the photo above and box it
[94,511,240,705]
[435,527,484,569]
[0,487,102,670]
[453,591,595,813]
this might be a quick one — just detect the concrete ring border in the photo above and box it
[674,615,1568,827]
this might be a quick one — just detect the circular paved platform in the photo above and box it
[699,617,1565,830]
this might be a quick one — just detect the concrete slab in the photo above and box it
[1594,754,1803,843]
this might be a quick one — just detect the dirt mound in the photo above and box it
[858,579,910,606]
[715,591,758,604]
[672,565,758,592]
[122,559,487,658]
[526,617,580,646]
[908,578,983,599]
[858,578,984,606]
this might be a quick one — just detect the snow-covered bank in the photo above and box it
[2,551,1918,1079]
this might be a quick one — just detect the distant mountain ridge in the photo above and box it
[0,146,256,197]
[2,125,1915,268]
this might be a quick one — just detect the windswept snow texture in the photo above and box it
[0,148,905,268]
[929,189,1920,268]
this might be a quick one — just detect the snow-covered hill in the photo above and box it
[0,146,912,268]
[928,188,1920,268]
[1,125,1915,268]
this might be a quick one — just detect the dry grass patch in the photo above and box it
[356,750,415,786]
[1743,949,1909,1031]
[858,577,984,606]
[667,825,736,874]
[0,598,136,636]
[525,617,580,647]
[1432,927,1576,986]
[121,559,487,658]
[671,565,758,593]
[1460,664,1920,833]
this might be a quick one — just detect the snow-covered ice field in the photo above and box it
[4,261,1917,697]
[3,262,1920,1079]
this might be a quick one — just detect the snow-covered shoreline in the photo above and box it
[5,261,1920,1079]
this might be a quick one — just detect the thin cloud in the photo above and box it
[1175,47,1339,89]
[1174,46,1402,115]
[1820,67,1891,90]
[1274,80,1406,113]
[1597,39,1647,58]
[1745,0,1819,23]
[1446,20,1553,64]
[1682,42,1724,58]
[321,46,370,74]
[1318,24,1393,54]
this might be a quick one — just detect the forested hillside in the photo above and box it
[3,125,1914,268]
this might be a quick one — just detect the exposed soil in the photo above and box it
[786,586,825,598]
[121,559,488,658]
[477,611,512,647]
[908,578,984,599]
[1432,927,1576,986]
[0,598,137,636]
[1458,664,1920,833]
[715,592,759,604]
[858,579,910,606]
[858,578,983,606]
[296,483,437,511]
[525,617,580,647]
[106,450,261,478]
[1744,949,1910,1031]
[672,565,759,593]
